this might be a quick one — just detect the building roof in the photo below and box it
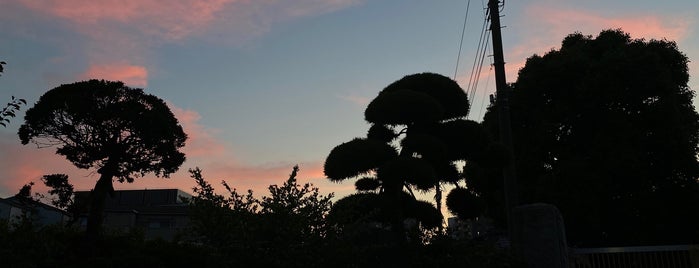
[0,196,69,216]
[73,189,192,215]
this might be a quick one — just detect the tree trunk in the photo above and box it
[85,167,115,243]
[385,182,405,244]
[434,182,443,232]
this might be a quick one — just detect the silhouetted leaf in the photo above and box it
[406,200,443,229]
[381,72,469,120]
[436,119,490,161]
[377,157,435,190]
[324,138,397,181]
[400,132,447,161]
[446,187,485,220]
[365,90,443,125]
[355,177,381,191]
[367,124,396,143]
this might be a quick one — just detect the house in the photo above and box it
[0,196,70,227]
[74,189,192,241]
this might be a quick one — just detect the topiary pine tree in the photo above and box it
[324,73,494,241]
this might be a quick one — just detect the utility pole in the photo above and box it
[487,0,518,248]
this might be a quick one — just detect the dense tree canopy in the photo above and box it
[19,79,187,239]
[325,73,494,241]
[481,29,699,246]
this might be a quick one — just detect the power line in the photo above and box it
[477,59,493,120]
[464,6,491,118]
[453,0,471,80]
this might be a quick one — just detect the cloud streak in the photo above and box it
[12,0,362,87]
[506,5,692,82]
[17,0,236,41]
[81,63,148,87]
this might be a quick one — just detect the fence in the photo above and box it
[569,245,699,268]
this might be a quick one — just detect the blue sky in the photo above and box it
[1,0,697,203]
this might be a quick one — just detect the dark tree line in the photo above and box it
[480,29,699,246]
[2,165,521,267]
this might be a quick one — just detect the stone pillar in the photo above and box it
[512,203,568,268]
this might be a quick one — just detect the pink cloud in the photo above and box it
[81,63,148,87]
[10,0,362,92]
[338,94,371,107]
[17,0,361,42]
[0,131,91,197]
[530,7,690,41]
[168,104,225,158]
[505,6,692,83]
[0,102,344,200]
[17,0,236,41]
[0,138,346,204]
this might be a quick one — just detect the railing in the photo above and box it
[569,245,699,268]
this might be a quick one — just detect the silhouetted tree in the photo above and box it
[15,182,38,200]
[482,29,699,246]
[18,79,187,241]
[324,73,493,242]
[186,167,260,248]
[186,166,334,266]
[259,165,334,244]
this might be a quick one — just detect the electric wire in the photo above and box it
[477,56,494,121]
[469,28,490,109]
[464,6,491,118]
[464,10,487,105]
[453,0,471,80]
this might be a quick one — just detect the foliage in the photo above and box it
[18,79,187,239]
[446,187,485,220]
[0,219,523,268]
[482,29,699,246]
[186,167,258,248]
[9,175,78,227]
[15,182,36,200]
[324,138,397,181]
[186,165,334,255]
[1,96,27,127]
[324,73,496,243]
[0,167,521,267]
[40,173,81,225]
[0,223,214,268]
[41,174,74,210]
[259,165,334,242]
[0,62,27,127]
[19,79,187,182]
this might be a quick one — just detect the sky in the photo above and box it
[0,0,697,207]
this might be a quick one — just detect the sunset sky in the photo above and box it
[0,0,697,204]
